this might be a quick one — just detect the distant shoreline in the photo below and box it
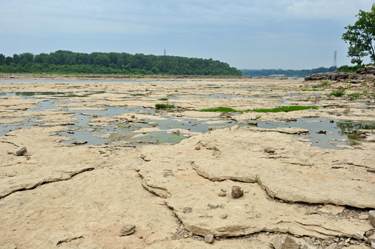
[0,73,251,80]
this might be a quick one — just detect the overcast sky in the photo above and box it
[0,0,373,69]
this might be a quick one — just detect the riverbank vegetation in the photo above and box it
[241,67,337,77]
[0,50,242,76]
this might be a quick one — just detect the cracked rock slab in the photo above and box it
[138,127,375,239]
[138,160,371,239]
[141,126,375,209]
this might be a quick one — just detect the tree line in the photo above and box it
[241,66,337,77]
[0,50,242,76]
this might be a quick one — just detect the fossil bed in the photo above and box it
[0,75,375,249]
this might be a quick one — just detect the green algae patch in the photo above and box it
[201,107,240,112]
[251,106,318,113]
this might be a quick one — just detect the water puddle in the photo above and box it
[1,90,374,149]
[258,118,375,149]
[0,91,106,98]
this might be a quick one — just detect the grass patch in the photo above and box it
[328,89,346,97]
[251,106,318,113]
[347,92,361,99]
[301,88,325,91]
[155,103,174,109]
[201,107,239,112]
[202,106,317,113]
[157,97,169,101]
[321,81,329,86]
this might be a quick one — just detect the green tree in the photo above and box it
[347,45,368,65]
[94,54,110,67]
[342,4,375,63]
[0,54,5,65]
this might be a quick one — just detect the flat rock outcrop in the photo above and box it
[305,66,375,83]
[138,126,374,239]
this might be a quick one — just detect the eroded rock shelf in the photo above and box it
[0,75,375,248]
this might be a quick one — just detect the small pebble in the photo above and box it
[359,214,368,220]
[205,234,214,244]
[218,192,226,197]
[220,214,227,219]
[264,147,275,153]
[120,224,136,236]
[231,186,244,198]
[195,145,201,150]
[15,147,27,156]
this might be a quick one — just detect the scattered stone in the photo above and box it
[195,145,201,150]
[183,135,191,138]
[176,114,182,117]
[67,131,74,134]
[330,120,335,123]
[326,243,338,249]
[208,127,213,131]
[359,214,368,220]
[302,244,318,249]
[221,188,227,192]
[218,191,226,197]
[131,115,135,118]
[220,213,227,219]
[247,120,258,125]
[317,130,326,135]
[72,140,87,145]
[286,118,297,122]
[319,204,344,215]
[369,211,375,227]
[183,207,192,213]
[270,235,300,249]
[366,231,375,238]
[15,147,27,156]
[231,186,244,198]
[120,224,136,236]
[264,147,275,153]
[369,234,375,243]
[343,109,350,114]
[204,234,214,244]
[172,130,180,136]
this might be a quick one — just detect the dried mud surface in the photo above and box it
[0,75,375,249]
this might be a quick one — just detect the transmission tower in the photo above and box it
[164,49,166,56]
[332,51,337,68]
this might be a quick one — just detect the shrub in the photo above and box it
[328,89,346,97]
[155,103,174,109]
[347,92,360,98]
